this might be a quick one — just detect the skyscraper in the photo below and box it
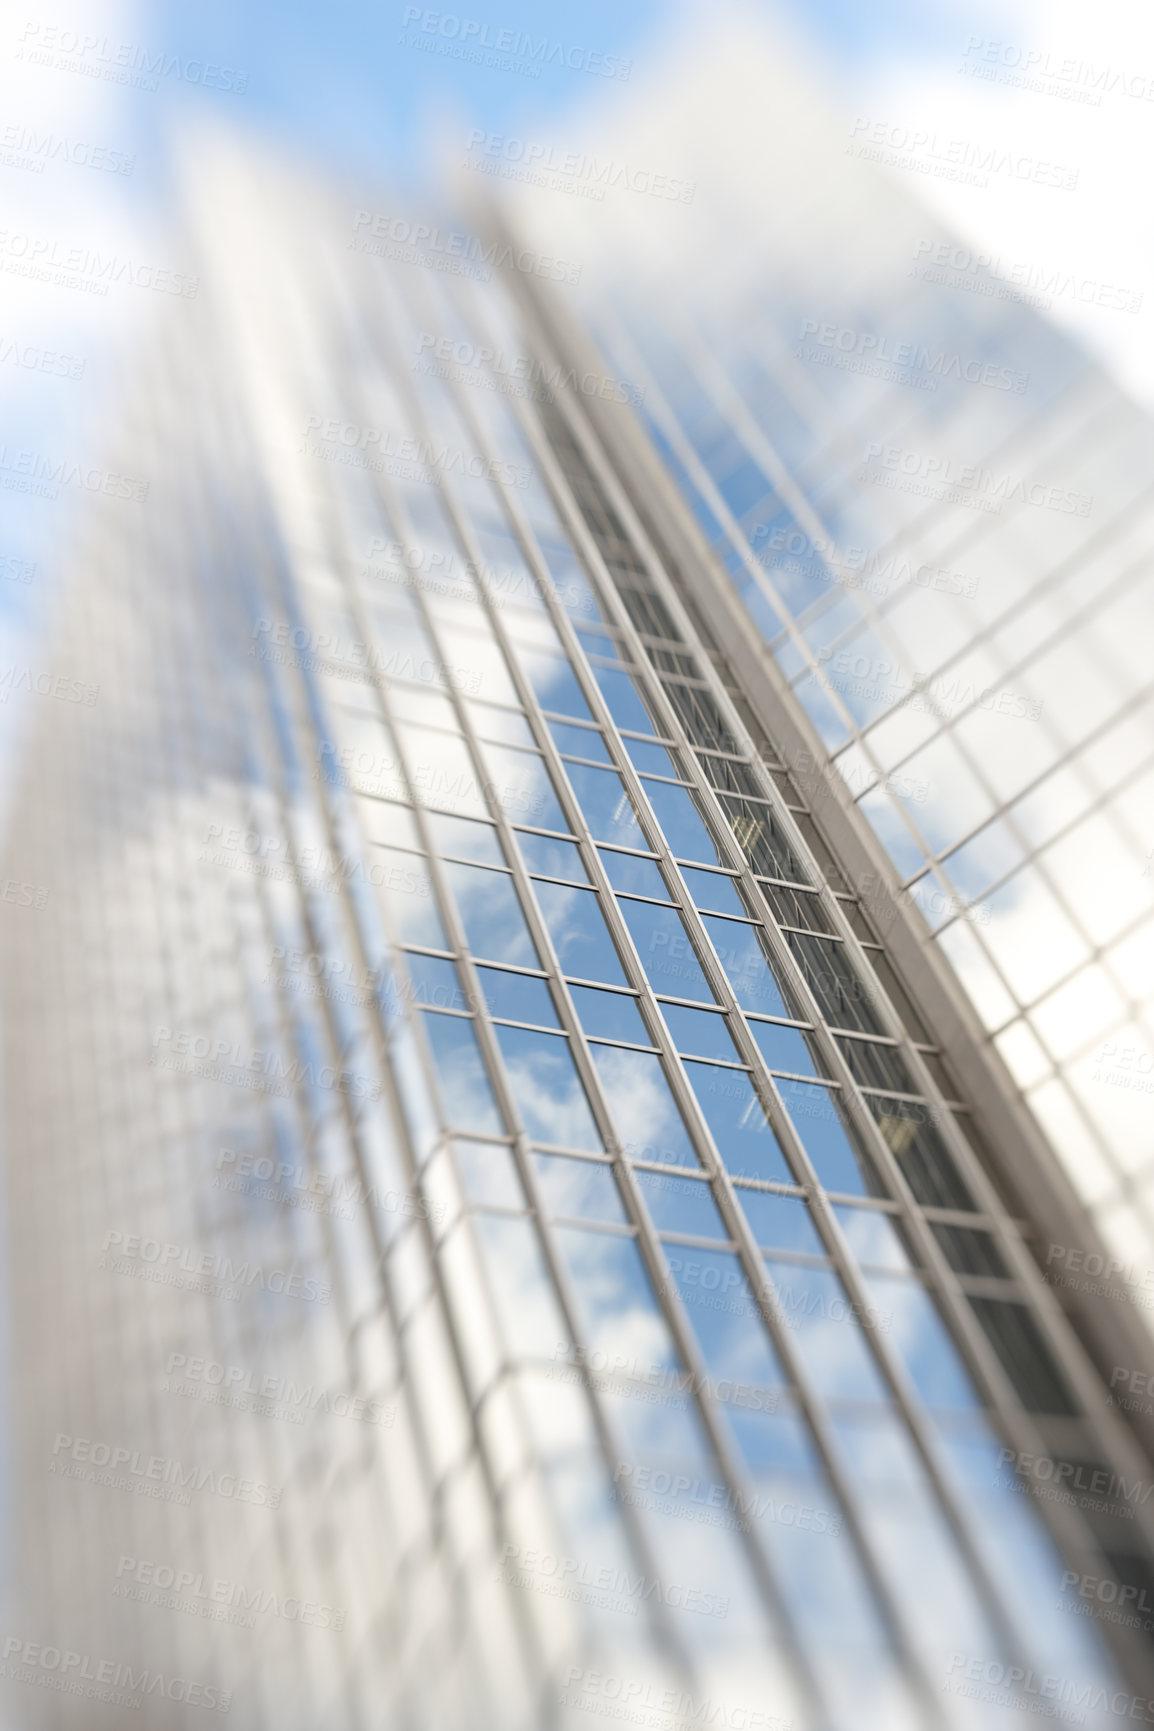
[3,129,1154,1731]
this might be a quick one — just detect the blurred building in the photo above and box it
[3,123,1154,1731]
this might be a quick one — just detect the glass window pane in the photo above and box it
[376,849,448,947]
[549,720,610,761]
[475,966,558,1027]
[663,1248,787,1387]
[426,811,504,865]
[682,1061,793,1183]
[784,933,885,1035]
[702,916,790,1018]
[479,742,570,830]
[618,899,716,1002]
[591,663,657,733]
[404,953,468,1011]
[518,648,595,720]
[864,1096,976,1211]
[777,1079,881,1197]
[421,1010,503,1133]
[533,881,629,986]
[659,1003,742,1063]
[635,1171,729,1240]
[764,1261,889,1402]
[679,865,746,917]
[474,1214,569,1357]
[640,780,725,865]
[443,861,539,967]
[720,796,808,882]
[568,984,651,1045]
[464,700,537,748]
[865,1274,984,1411]
[554,1226,683,1371]
[516,833,588,881]
[564,762,647,847]
[834,1205,918,1272]
[455,1138,523,1208]
[622,738,680,778]
[748,1018,821,1077]
[494,1026,603,1151]
[534,1154,628,1225]
[597,849,668,898]
[736,1189,824,1254]
[590,1046,701,1168]
[929,1223,1007,1278]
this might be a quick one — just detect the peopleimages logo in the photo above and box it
[351,211,582,285]
[0,1633,230,1712]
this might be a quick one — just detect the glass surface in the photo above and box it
[564,762,647,847]
[834,1205,917,1272]
[634,1170,730,1240]
[420,1010,504,1134]
[678,865,747,917]
[517,648,596,720]
[590,663,658,733]
[735,1188,825,1254]
[455,1138,524,1209]
[777,1079,879,1197]
[426,811,504,865]
[568,984,652,1046]
[516,832,588,881]
[534,1153,629,1225]
[702,916,789,1017]
[863,1274,985,1411]
[475,966,558,1027]
[617,899,717,1001]
[494,1026,604,1151]
[597,848,669,899]
[639,779,725,864]
[549,719,611,762]
[375,848,449,948]
[659,1002,743,1063]
[403,952,468,1012]
[663,1248,787,1386]
[590,1046,701,1167]
[748,1017,821,1077]
[443,861,539,967]
[532,881,629,986]
[682,1061,794,1183]
[621,737,680,778]
[763,1260,889,1402]
[478,741,570,831]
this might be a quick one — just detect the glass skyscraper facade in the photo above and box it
[4,131,1154,1731]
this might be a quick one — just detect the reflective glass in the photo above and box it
[564,762,647,847]
[635,1170,730,1240]
[475,966,558,1027]
[478,741,570,831]
[534,1153,629,1225]
[639,779,725,864]
[516,832,588,881]
[748,1017,821,1077]
[678,865,747,917]
[659,1002,743,1062]
[590,1046,701,1168]
[548,719,610,761]
[532,881,629,986]
[568,984,651,1046]
[517,648,596,720]
[455,1138,524,1209]
[763,1261,889,1402]
[425,811,504,865]
[736,1189,825,1254]
[403,952,468,1012]
[617,899,716,1001]
[421,1010,503,1133]
[376,849,449,948]
[682,1061,793,1183]
[494,1026,603,1152]
[443,861,539,967]
[702,916,790,1017]
[621,737,680,778]
[834,1205,918,1273]
[663,1248,787,1386]
[596,849,669,898]
[777,1079,880,1197]
[590,663,658,733]
[864,1273,984,1410]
